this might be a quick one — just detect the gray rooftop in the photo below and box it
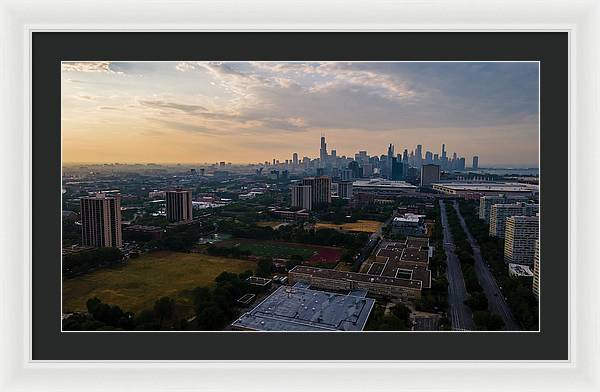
[231,286,375,332]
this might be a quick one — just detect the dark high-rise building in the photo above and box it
[293,153,298,166]
[402,149,409,164]
[420,164,440,186]
[166,190,193,223]
[80,193,122,248]
[390,157,404,180]
[425,151,433,164]
[302,176,332,206]
[472,156,479,170]
[348,161,362,179]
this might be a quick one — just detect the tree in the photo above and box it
[286,255,303,270]
[256,257,273,277]
[153,297,175,328]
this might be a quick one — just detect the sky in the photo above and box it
[61,61,539,167]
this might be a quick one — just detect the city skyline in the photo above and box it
[62,61,539,166]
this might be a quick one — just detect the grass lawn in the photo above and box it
[62,251,256,317]
[316,219,384,233]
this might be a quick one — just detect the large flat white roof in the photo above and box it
[432,182,538,192]
[352,179,416,189]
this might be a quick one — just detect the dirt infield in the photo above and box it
[315,219,384,233]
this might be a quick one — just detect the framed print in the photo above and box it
[1,0,599,391]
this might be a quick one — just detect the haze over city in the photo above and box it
[61,61,539,167]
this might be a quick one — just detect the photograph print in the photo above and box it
[61,61,540,332]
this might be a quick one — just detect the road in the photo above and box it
[452,201,521,331]
[439,200,474,331]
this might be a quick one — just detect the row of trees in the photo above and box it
[457,200,539,330]
[365,303,412,331]
[63,247,124,278]
[445,203,505,331]
[63,295,181,331]
[415,203,449,315]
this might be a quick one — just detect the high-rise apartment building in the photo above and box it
[489,202,539,238]
[166,189,193,223]
[533,239,540,299]
[504,215,539,265]
[291,185,312,211]
[420,164,440,186]
[80,193,122,248]
[479,194,528,223]
[338,181,353,200]
[302,176,332,206]
[472,156,479,170]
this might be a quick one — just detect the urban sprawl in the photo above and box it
[62,136,540,332]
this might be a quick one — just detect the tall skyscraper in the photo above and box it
[291,185,312,211]
[319,135,328,165]
[533,239,540,299]
[472,156,479,170]
[402,149,409,164]
[166,189,193,223]
[415,144,423,168]
[420,164,440,186]
[302,176,332,206]
[80,193,122,248]
[504,215,539,265]
[292,152,298,166]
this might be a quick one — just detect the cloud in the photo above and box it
[62,61,122,74]
[151,119,219,135]
[139,100,208,114]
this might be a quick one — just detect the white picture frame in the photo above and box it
[1,0,598,391]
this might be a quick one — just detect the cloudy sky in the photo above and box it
[61,61,539,167]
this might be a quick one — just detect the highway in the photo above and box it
[439,200,474,331]
[452,201,521,331]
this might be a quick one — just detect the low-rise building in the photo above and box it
[391,213,427,236]
[231,285,375,331]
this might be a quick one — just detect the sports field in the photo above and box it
[316,219,384,233]
[62,251,256,316]
[217,239,342,266]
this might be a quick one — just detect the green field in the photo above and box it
[220,239,317,259]
[62,251,256,316]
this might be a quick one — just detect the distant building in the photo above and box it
[533,240,540,299]
[472,156,479,170]
[338,181,353,200]
[479,194,528,223]
[420,164,440,187]
[302,176,332,206]
[166,190,193,223]
[80,193,122,248]
[291,185,312,211]
[352,178,416,196]
[489,202,539,238]
[390,157,404,180]
[432,181,538,198]
[504,215,539,265]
